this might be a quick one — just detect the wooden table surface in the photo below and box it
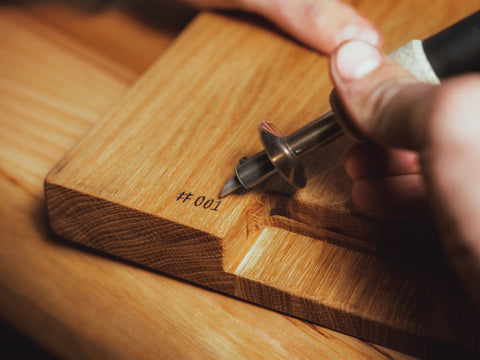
[0,2,474,359]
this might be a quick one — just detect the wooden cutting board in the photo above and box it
[44,4,480,357]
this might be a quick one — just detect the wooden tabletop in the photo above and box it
[0,2,476,359]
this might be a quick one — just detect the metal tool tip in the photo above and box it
[220,176,242,198]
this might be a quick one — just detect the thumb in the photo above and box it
[329,40,437,151]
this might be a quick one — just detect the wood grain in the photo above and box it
[44,1,480,358]
[28,2,197,75]
[0,3,419,359]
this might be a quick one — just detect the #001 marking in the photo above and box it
[175,191,222,211]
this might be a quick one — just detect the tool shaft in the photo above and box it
[227,112,341,195]
[235,151,274,190]
[286,112,341,156]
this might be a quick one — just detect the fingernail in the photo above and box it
[337,24,380,47]
[335,40,382,80]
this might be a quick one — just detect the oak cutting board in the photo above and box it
[45,5,480,358]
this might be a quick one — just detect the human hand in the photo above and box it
[330,40,480,301]
[179,0,381,53]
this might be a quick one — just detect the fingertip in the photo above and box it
[351,180,375,213]
[345,142,421,180]
[335,22,382,50]
[331,40,383,81]
[352,176,430,221]
[344,143,365,179]
[329,40,384,135]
